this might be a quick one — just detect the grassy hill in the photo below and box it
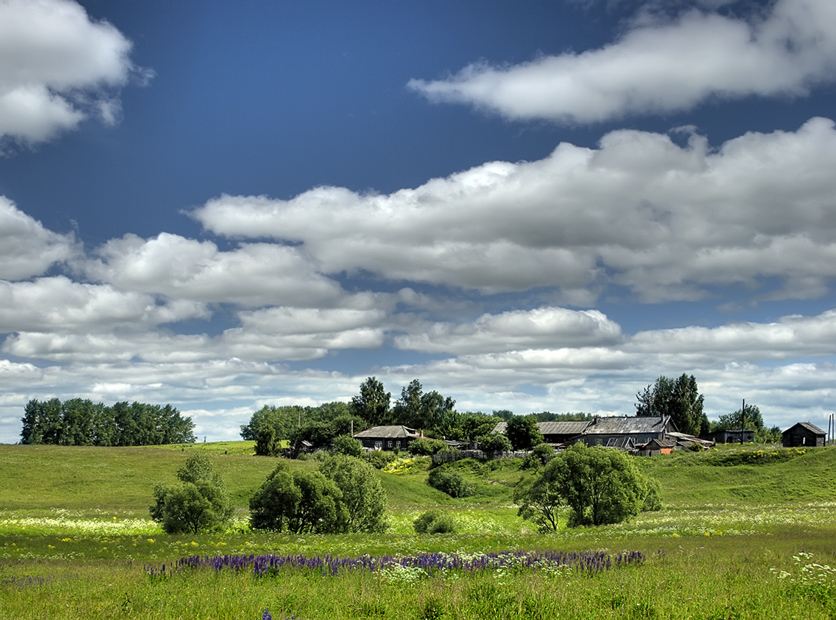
[1,442,834,518]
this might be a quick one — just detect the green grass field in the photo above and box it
[1,443,835,619]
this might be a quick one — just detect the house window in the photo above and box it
[387,440,393,448]
[374,441,382,450]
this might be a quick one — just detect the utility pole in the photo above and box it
[740,399,745,444]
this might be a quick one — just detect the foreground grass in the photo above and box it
[2,443,836,618]
[2,526,835,619]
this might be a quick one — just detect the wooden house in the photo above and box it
[782,422,826,448]
[353,425,422,451]
[578,415,677,448]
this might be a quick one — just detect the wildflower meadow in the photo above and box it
[1,443,835,619]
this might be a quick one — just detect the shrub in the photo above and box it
[642,477,663,512]
[318,454,388,533]
[249,462,348,533]
[149,454,233,534]
[522,442,554,469]
[478,432,512,454]
[408,438,447,456]
[427,466,473,498]
[366,450,397,469]
[413,509,457,534]
[505,416,544,451]
[331,434,364,458]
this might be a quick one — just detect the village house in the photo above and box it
[353,425,423,451]
[782,422,826,448]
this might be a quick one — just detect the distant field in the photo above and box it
[1,443,835,619]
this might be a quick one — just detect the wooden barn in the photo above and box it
[702,429,755,444]
[782,422,826,448]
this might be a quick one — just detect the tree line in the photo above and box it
[20,398,195,446]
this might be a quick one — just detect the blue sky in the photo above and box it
[2,0,836,443]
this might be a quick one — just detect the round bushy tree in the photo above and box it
[505,416,544,451]
[150,454,233,534]
[516,443,659,529]
[413,509,456,534]
[318,454,388,533]
[249,462,348,533]
[331,434,364,458]
[408,438,447,456]
[427,467,473,498]
[478,432,512,454]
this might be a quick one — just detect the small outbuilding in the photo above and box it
[782,422,826,448]
[702,429,755,444]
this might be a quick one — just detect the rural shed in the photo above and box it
[782,422,826,448]
[353,425,422,451]
[702,429,755,444]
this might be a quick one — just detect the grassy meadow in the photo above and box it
[1,442,835,619]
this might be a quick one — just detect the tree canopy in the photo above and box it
[635,374,708,436]
[505,415,544,450]
[250,455,387,534]
[21,398,195,446]
[149,454,233,534]
[516,443,657,529]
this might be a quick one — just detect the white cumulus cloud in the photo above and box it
[0,0,141,146]
[408,0,836,123]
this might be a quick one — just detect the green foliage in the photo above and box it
[350,376,392,426]
[427,466,474,498]
[413,508,457,534]
[516,443,649,528]
[391,379,456,433]
[514,466,564,532]
[249,462,348,533]
[635,374,707,436]
[367,449,398,469]
[149,454,233,534]
[408,438,447,456]
[522,442,554,469]
[331,434,364,457]
[504,415,544,450]
[240,405,302,443]
[318,454,388,533]
[642,477,663,512]
[477,432,512,454]
[250,454,386,534]
[21,398,195,446]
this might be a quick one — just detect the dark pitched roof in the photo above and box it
[353,425,419,440]
[783,422,826,436]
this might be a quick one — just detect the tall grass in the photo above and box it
[2,443,836,618]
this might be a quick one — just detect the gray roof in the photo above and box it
[538,421,592,436]
[492,420,591,436]
[583,416,674,435]
[353,425,419,439]
[784,421,826,436]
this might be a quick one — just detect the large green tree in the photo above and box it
[249,463,348,534]
[635,374,707,436]
[516,443,655,528]
[318,454,387,533]
[350,377,391,426]
[149,454,233,534]
[505,415,544,450]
